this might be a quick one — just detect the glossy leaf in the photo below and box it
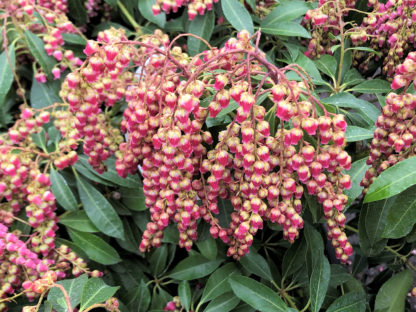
[314,55,337,79]
[261,22,310,38]
[138,0,166,28]
[168,255,222,280]
[50,169,77,211]
[343,158,370,207]
[282,237,307,278]
[345,126,374,142]
[200,263,239,304]
[350,79,391,94]
[364,156,416,202]
[68,229,121,265]
[327,292,366,312]
[261,1,310,25]
[374,270,413,312]
[149,245,168,277]
[187,10,215,56]
[229,275,289,312]
[48,275,88,312]
[24,30,56,77]
[203,292,240,312]
[137,280,151,312]
[80,278,119,311]
[239,248,273,281]
[196,236,217,260]
[310,256,330,312]
[0,45,15,115]
[68,0,87,25]
[30,78,61,109]
[178,281,191,311]
[59,210,99,232]
[383,185,416,238]
[221,0,254,34]
[120,187,146,211]
[76,175,124,239]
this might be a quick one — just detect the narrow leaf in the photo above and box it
[59,210,99,232]
[24,30,56,77]
[203,292,240,312]
[50,169,77,211]
[240,248,273,281]
[138,0,166,28]
[187,10,215,56]
[221,0,254,34]
[345,126,374,142]
[327,292,366,312]
[179,281,191,311]
[168,255,222,280]
[310,256,330,312]
[80,278,119,311]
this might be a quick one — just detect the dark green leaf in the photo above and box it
[350,79,391,94]
[76,175,124,239]
[149,245,168,277]
[68,0,87,25]
[329,264,353,288]
[116,218,141,254]
[25,30,56,78]
[345,126,374,142]
[120,187,146,211]
[221,0,254,34]
[261,21,310,38]
[0,45,15,118]
[282,237,307,278]
[310,256,330,312]
[187,10,215,56]
[343,158,370,207]
[364,156,416,202]
[179,281,192,311]
[138,0,166,28]
[196,236,217,260]
[217,198,233,227]
[383,185,416,238]
[137,280,151,312]
[374,270,413,312]
[30,78,61,109]
[314,55,337,79]
[261,1,310,25]
[200,263,239,304]
[62,34,87,46]
[229,275,289,312]
[73,162,116,186]
[48,275,88,312]
[80,278,119,311]
[326,292,366,312]
[59,210,99,232]
[168,255,222,280]
[203,292,240,312]
[68,229,121,265]
[50,169,77,211]
[240,248,273,281]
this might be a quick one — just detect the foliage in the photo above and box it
[0,0,416,312]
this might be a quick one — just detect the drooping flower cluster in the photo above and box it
[69,28,353,262]
[0,0,84,83]
[361,52,416,192]
[352,0,416,76]
[0,107,97,311]
[152,0,219,20]
[303,0,356,58]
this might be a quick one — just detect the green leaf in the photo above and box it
[168,255,222,280]
[59,210,99,232]
[240,248,273,281]
[73,162,116,187]
[286,53,323,83]
[310,256,330,312]
[120,187,146,211]
[138,0,166,28]
[80,278,119,311]
[62,34,87,46]
[323,92,379,126]
[343,158,370,207]
[187,10,215,56]
[30,78,61,109]
[374,270,413,312]
[261,21,310,38]
[345,46,381,56]
[76,175,124,239]
[221,0,254,34]
[115,218,141,254]
[137,280,151,312]
[229,275,289,312]
[0,45,15,116]
[68,0,87,25]
[196,236,217,260]
[342,68,364,86]
[326,292,366,312]
[345,126,374,142]
[364,156,416,202]
[261,1,310,25]
[68,229,121,265]
[314,55,337,79]
[217,198,233,227]
[200,263,239,304]
[179,281,192,311]
[383,185,416,238]
[350,79,391,94]
[358,198,393,256]
[50,169,77,211]
[203,292,240,312]
[282,238,307,278]
[48,275,88,312]
[304,224,324,271]
[24,30,56,78]
[329,264,353,288]
[149,245,168,277]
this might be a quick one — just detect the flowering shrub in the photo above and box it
[1,0,416,312]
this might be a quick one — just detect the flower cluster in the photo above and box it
[69,29,353,261]
[303,0,356,58]
[152,0,219,20]
[1,0,84,83]
[0,107,94,310]
[361,52,416,191]
[352,0,416,75]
